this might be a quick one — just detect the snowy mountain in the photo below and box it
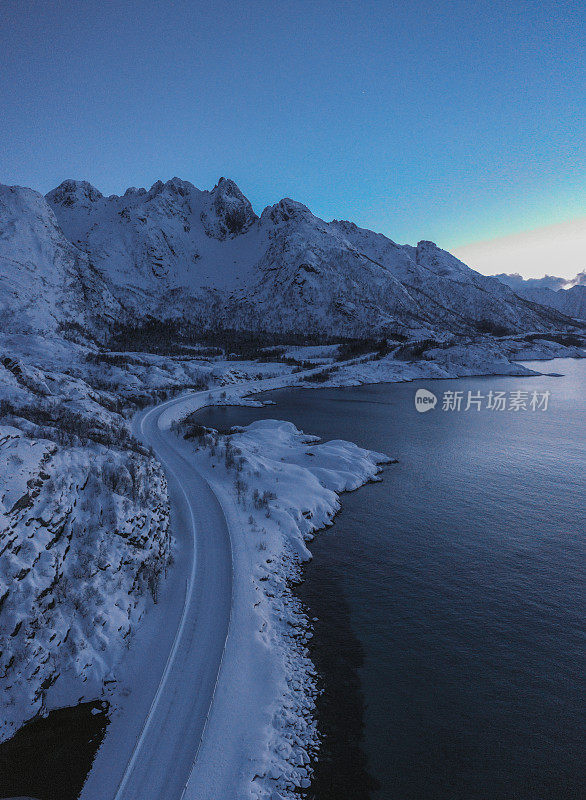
[0,176,584,778]
[0,176,581,342]
[0,185,123,336]
[37,176,576,338]
[495,271,586,321]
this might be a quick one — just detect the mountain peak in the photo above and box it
[163,177,195,196]
[211,176,249,202]
[35,175,580,337]
[123,186,147,197]
[46,179,103,206]
[206,177,258,237]
[261,198,311,225]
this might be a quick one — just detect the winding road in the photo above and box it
[83,363,356,799]
[111,392,233,800]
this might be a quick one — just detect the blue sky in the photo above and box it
[1,0,584,260]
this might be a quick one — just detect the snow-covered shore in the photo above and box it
[294,338,585,388]
[173,416,392,799]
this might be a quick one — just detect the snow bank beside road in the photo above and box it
[177,417,393,799]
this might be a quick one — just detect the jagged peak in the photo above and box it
[416,240,457,263]
[415,240,481,282]
[46,179,103,205]
[123,186,147,197]
[164,176,196,194]
[260,198,311,225]
[332,218,359,231]
[146,179,165,199]
[214,176,236,190]
[416,239,439,251]
[203,178,258,238]
[210,176,251,203]
[145,177,198,201]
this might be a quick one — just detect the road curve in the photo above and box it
[113,393,233,800]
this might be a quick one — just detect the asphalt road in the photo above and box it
[112,393,233,800]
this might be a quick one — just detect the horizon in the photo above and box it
[1,0,584,281]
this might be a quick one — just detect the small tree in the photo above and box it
[225,440,235,469]
[235,477,247,504]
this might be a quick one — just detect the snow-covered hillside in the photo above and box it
[37,176,576,338]
[0,330,321,745]
[0,185,123,336]
[0,355,171,742]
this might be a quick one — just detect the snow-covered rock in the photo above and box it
[0,185,123,336]
[0,354,172,742]
[0,429,170,743]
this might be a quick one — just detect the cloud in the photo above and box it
[452,216,586,281]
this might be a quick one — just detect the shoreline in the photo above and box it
[180,353,584,798]
[293,552,380,800]
[177,415,393,798]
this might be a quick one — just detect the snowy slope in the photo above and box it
[0,185,123,336]
[0,359,171,743]
[42,177,577,337]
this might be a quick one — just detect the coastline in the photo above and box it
[293,555,379,800]
[175,349,584,799]
[176,417,393,799]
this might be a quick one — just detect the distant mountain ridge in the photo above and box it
[494,271,586,321]
[0,176,580,340]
